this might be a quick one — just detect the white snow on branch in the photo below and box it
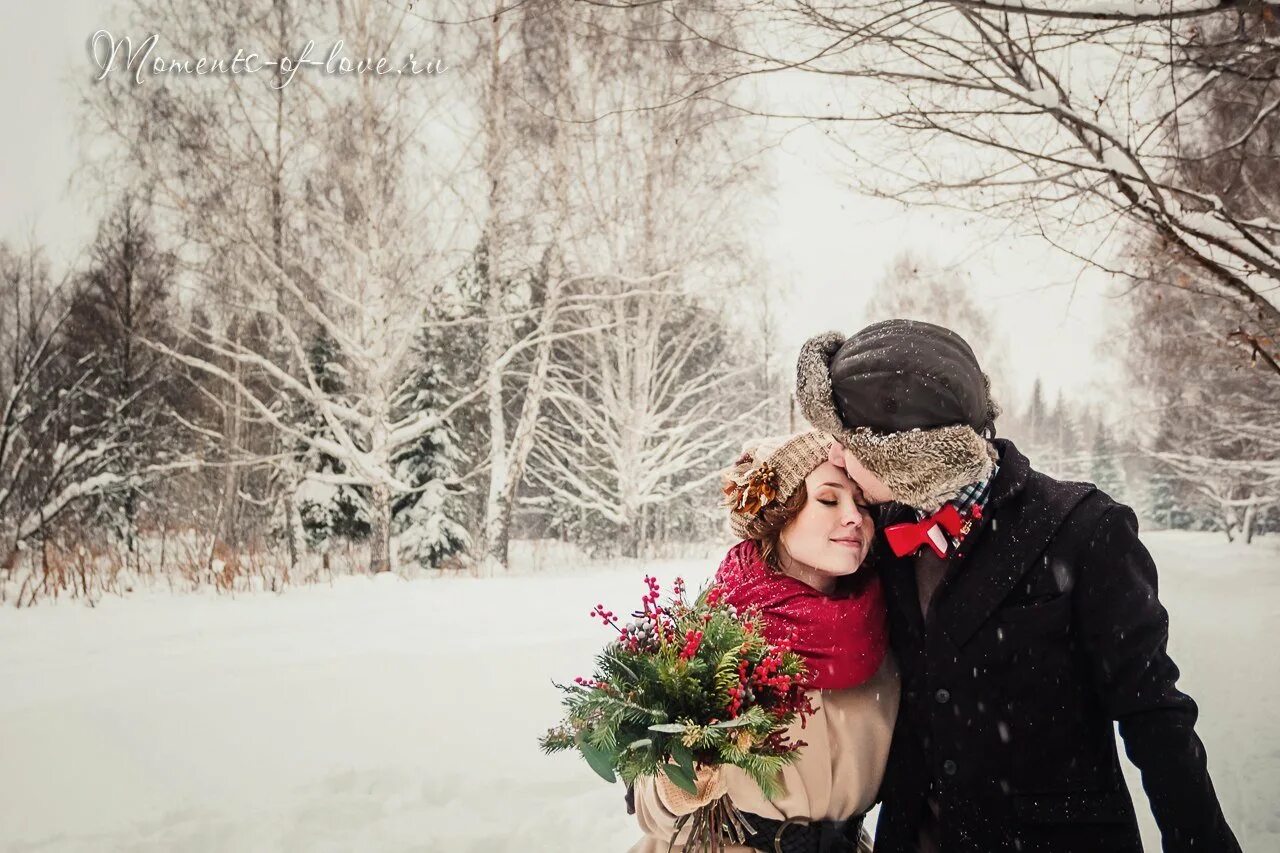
[1024,87,1061,109]
[17,472,124,539]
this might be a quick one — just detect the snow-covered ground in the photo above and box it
[0,532,1275,852]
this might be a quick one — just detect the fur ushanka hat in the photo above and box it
[796,319,1001,511]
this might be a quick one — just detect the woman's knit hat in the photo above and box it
[795,319,1000,511]
[723,430,832,540]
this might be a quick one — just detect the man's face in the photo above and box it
[827,442,897,504]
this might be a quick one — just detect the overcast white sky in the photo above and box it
[762,137,1121,405]
[2,2,1126,418]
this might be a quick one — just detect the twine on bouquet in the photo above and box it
[667,795,757,853]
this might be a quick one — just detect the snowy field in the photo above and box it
[0,532,1276,853]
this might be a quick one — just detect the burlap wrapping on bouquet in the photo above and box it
[655,766,727,816]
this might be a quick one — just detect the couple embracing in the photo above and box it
[627,320,1240,853]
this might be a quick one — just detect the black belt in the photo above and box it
[738,812,866,853]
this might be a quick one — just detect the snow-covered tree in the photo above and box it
[87,1,490,572]
[60,195,179,564]
[467,0,581,568]
[294,333,369,551]
[390,326,470,570]
[1114,10,1280,543]
[0,244,124,565]
[509,0,768,554]
[1090,420,1127,502]
[530,292,767,553]
[82,0,324,557]
[461,0,765,565]
[1125,276,1280,542]
[1022,379,1050,451]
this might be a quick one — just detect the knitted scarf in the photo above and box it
[714,539,888,690]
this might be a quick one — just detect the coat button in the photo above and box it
[934,688,951,704]
[942,760,957,776]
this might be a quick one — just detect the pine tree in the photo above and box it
[1090,421,1126,501]
[295,333,370,550]
[1146,473,1176,530]
[1047,392,1083,480]
[390,325,470,570]
[62,195,178,563]
[1024,378,1048,451]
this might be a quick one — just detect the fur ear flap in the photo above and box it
[795,331,847,434]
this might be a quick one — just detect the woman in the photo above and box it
[628,430,900,853]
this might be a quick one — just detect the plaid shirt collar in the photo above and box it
[914,463,1000,548]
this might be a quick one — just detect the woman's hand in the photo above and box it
[654,765,728,816]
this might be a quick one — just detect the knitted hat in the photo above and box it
[795,319,1000,511]
[723,430,832,540]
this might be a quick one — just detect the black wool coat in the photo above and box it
[870,440,1240,853]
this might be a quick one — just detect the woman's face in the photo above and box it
[779,461,875,580]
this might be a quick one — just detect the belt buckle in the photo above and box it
[773,817,806,853]
[771,815,861,853]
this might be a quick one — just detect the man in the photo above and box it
[795,319,1240,853]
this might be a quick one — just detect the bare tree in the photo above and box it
[657,1,1280,373]
[82,0,330,560]
[471,0,576,568]
[1126,261,1280,542]
[511,0,771,554]
[530,292,767,552]
[82,0,508,572]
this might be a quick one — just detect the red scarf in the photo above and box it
[714,540,888,690]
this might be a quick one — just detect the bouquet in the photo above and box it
[540,574,816,852]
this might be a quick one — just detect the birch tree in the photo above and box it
[465,0,587,567]
[512,0,770,553]
[83,0,324,556]
[86,0,480,572]
[530,292,766,552]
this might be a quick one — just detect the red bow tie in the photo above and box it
[884,503,982,558]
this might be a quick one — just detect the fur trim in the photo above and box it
[839,425,997,512]
[981,373,1003,437]
[795,332,847,435]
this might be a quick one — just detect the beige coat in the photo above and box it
[627,656,900,853]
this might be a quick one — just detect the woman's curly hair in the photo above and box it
[721,462,809,573]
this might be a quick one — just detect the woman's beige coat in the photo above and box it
[627,656,900,853]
